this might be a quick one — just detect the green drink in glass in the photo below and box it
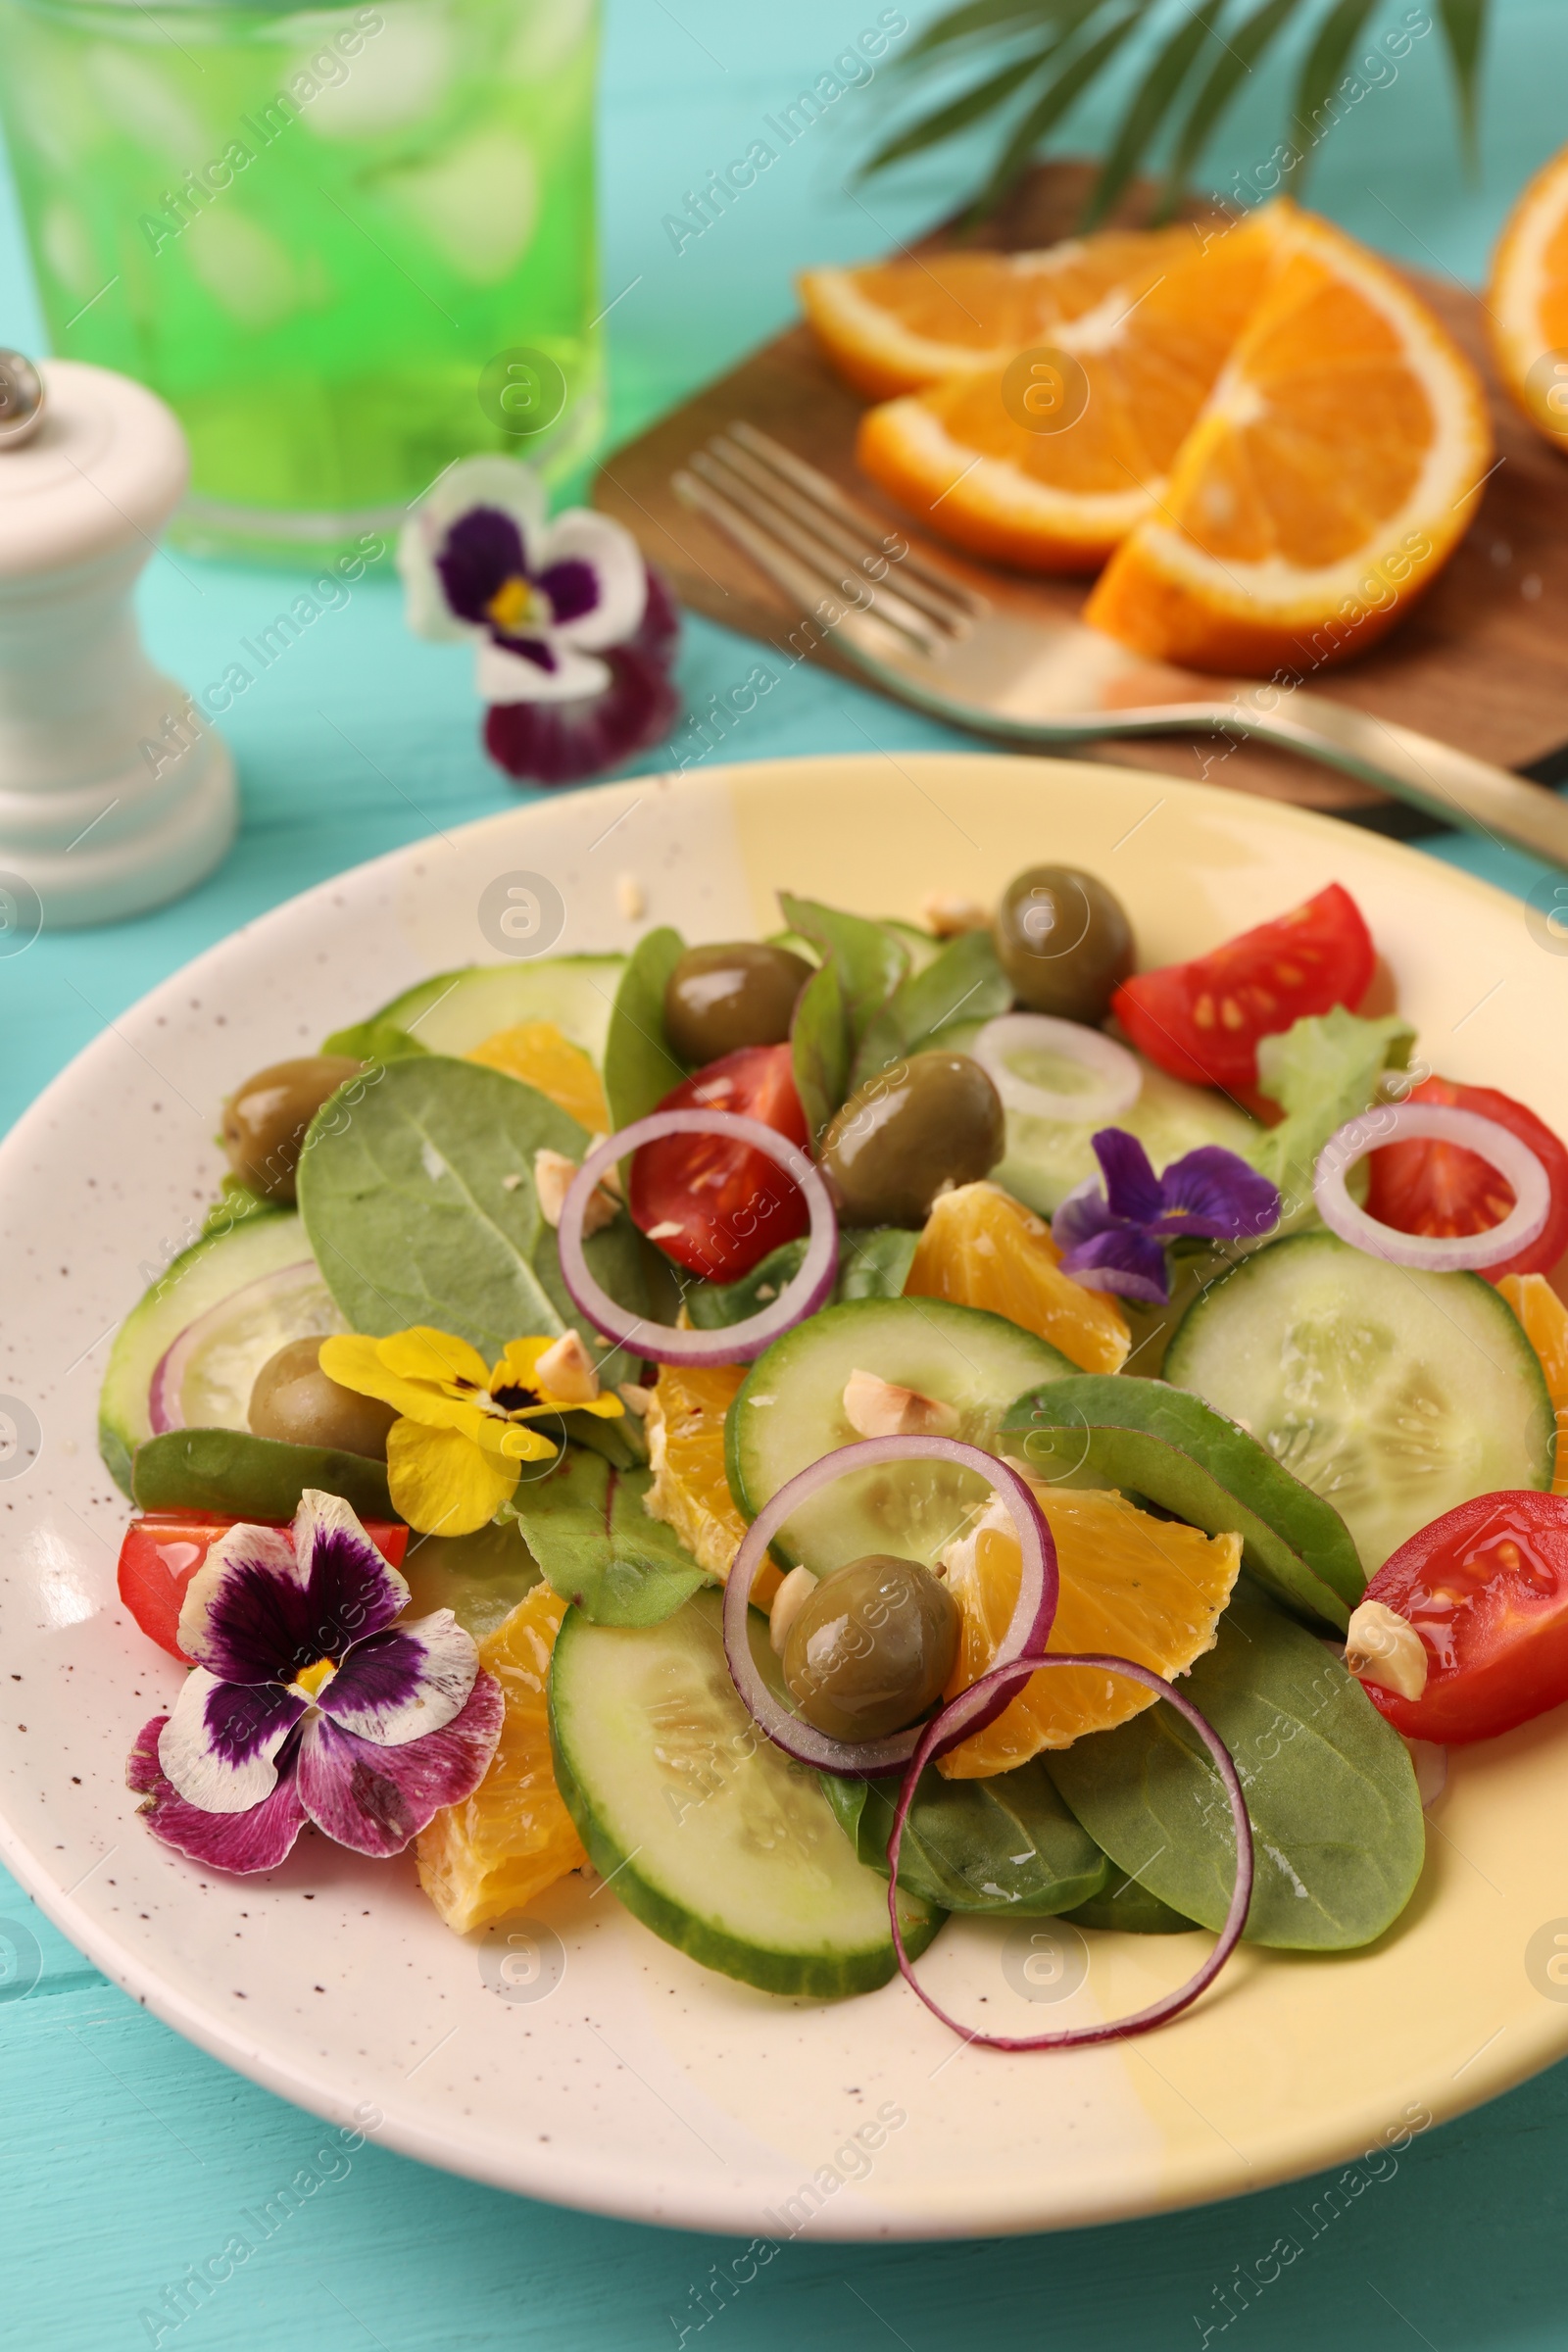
[0,0,602,558]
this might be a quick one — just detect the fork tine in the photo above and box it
[671,470,924,668]
[707,433,976,636]
[726,421,989,617]
[688,448,946,653]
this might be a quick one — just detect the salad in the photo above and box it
[104,859,1568,2050]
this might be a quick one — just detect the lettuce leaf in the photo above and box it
[1249,1006,1415,1223]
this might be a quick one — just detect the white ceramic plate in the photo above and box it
[4,753,1566,2240]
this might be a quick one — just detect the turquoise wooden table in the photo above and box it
[6,4,1568,2344]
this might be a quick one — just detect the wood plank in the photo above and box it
[594,163,1568,824]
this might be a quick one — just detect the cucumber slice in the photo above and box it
[728,1296,1077,1573]
[1001,1373,1363,1630]
[354,956,626,1063]
[549,1590,940,1996]
[1164,1231,1555,1574]
[943,1020,1257,1217]
[99,1212,337,1494]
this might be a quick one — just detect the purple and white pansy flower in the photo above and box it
[128,1490,503,1874]
[1053,1128,1281,1305]
[398,454,680,786]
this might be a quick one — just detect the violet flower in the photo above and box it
[398,454,680,786]
[1053,1129,1280,1305]
[128,1490,503,1874]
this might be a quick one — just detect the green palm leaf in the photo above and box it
[1160,0,1300,210]
[1438,0,1488,164]
[1082,1,1228,227]
[862,0,1494,226]
[1287,0,1378,184]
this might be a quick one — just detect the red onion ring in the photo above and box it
[557,1109,837,1365]
[1314,1102,1549,1272]
[888,1653,1253,2048]
[148,1260,321,1433]
[722,1438,1057,1781]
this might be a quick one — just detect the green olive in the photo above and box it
[994,864,1135,1023]
[664,942,812,1066]
[819,1051,1004,1228]
[784,1554,960,1741]
[221,1055,365,1202]
[247,1338,398,1459]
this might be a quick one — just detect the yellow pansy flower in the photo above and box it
[319,1326,623,1537]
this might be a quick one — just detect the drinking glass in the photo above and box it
[0,0,602,558]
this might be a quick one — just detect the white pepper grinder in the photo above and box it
[0,351,236,927]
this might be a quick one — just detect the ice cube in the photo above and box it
[300,2,454,139]
[83,45,208,166]
[41,201,100,304]
[185,209,298,330]
[382,127,537,284]
[504,0,595,80]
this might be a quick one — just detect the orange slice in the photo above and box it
[466,1019,610,1131]
[641,1358,784,1599]
[1087,203,1493,671]
[906,1180,1130,1373]
[936,1478,1240,1779]
[416,1582,586,1933]
[1499,1273,1568,1494]
[800,227,1196,401]
[1489,142,1568,452]
[855,210,1282,571]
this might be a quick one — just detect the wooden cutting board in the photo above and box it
[593,161,1568,833]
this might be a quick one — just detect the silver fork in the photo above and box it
[672,422,1568,870]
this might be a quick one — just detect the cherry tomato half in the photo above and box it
[1363,1076,1568,1280]
[118,1513,410,1663]
[1360,1491,1568,1743]
[628,1043,809,1282]
[1110,883,1375,1090]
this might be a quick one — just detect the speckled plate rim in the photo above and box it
[3,751,1567,2242]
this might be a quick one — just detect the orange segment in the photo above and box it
[643,1358,783,1600]
[906,1180,1129,1373]
[466,1019,610,1131]
[1499,1273,1568,1494]
[1087,204,1493,670]
[800,227,1196,400]
[416,1583,586,1933]
[1488,141,1568,451]
[936,1479,1241,1779]
[855,211,1282,571]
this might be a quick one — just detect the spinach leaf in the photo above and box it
[1061,1867,1200,1936]
[686,1237,808,1330]
[603,926,688,1131]
[684,1226,919,1328]
[836,1225,920,1299]
[790,956,851,1145]
[1046,1584,1424,1950]
[132,1428,394,1523]
[1002,1374,1363,1630]
[401,1518,542,1641]
[824,1760,1109,1916]
[777,893,907,1056]
[504,1447,708,1625]
[320,1014,430,1064]
[296,1056,647,1388]
[851,929,1011,1090]
[1249,1007,1414,1225]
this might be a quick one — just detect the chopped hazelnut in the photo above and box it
[842,1365,959,1440]
[1345,1599,1429,1702]
[533,1147,616,1236]
[535,1329,602,1404]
